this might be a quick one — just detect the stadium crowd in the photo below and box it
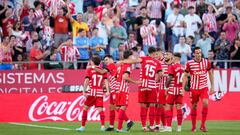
[0,0,240,70]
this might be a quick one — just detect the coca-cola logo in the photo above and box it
[28,95,109,122]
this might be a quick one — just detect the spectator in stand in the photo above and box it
[222,14,239,44]
[208,50,217,68]
[202,3,219,39]
[196,32,214,58]
[29,40,49,69]
[230,38,240,68]
[10,35,25,61]
[9,22,27,48]
[167,5,185,51]
[147,0,165,20]
[109,18,127,57]
[150,19,166,51]
[13,54,27,70]
[186,35,195,59]
[196,0,208,18]
[90,28,106,59]
[134,6,148,46]
[0,36,13,70]
[95,16,108,46]
[2,7,15,37]
[57,38,80,69]
[173,36,191,66]
[52,7,69,47]
[140,17,157,55]
[44,47,63,70]
[180,0,188,16]
[75,28,90,69]
[0,0,9,27]
[112,43,125,61]
[214,31,231,68]
[33,1,44,33]
[26,31,39,53]
[68,10,89,44]
[22,8,35,33]
[184,6,203,42]
[124,31,138,50]
[19,0,30,20]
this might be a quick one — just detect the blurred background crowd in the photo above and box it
[0,0,239,70]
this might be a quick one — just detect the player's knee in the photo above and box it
[176,104,182,110]
[202,100,208,107]
[192,103,197,109]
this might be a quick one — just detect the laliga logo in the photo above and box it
[28,95,109,122]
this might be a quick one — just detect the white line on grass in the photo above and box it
[8,122,72,131]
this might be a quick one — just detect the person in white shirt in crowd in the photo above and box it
[184,6,203,43]
[167,5,185,51]
[124,31,138,50]
[140,17,157,55]
[173,36,191,66]
[150,19,166,51]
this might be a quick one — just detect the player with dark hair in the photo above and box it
[121,47,162,132]
[161,53,185,132]
[115,50,141,132]
[155,50,173,131]
[76,56,110,132]
[182,47,214,132]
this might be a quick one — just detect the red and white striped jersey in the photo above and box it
[147,0,164,19]
[185,58,211,90]
[140,24,157,46]
[115,63,132,93]
[140,56,162,89]
[105,63,119,93]
[124,40,138,50]
[167,63,185,95]
[61,45,80,62]
[158,61,172,90]
[34,9,44,27]
[85,67,108,97]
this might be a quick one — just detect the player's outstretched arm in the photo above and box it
[123,73,142,84]
[94,67,108,74]
[120,57,142,65]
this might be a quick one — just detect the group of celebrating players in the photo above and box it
[76,46,214,133]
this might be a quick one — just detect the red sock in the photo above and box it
[201,107,208,127]
[160,107,166,126]
[110,110,115,126]
[123,112,129,121]
[191,109,197,129]
[140,106,148,127]
[82,109,88,126]
[177,109,183,126]
[155,107,161,126]
[99,111,105,126]
[165,109,173,127]
[118,109,125,130]
[149,106,155,127]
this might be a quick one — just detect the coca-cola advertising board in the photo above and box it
[0,69,240,122]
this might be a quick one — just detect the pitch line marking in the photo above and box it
[8,122,72,131]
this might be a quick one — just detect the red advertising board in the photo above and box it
[0,69,240,122]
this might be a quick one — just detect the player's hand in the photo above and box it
[209,87,215,95]
[180,89,185,96]
[135,80,142,84]
[106,91,110,96]
[83,93,87,98]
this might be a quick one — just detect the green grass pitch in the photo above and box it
[0,121,240,135]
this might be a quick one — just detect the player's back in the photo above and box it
[115,63,132,93]
[140,56,161,88]
[168,63,185,95]
[86,67,107,96]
